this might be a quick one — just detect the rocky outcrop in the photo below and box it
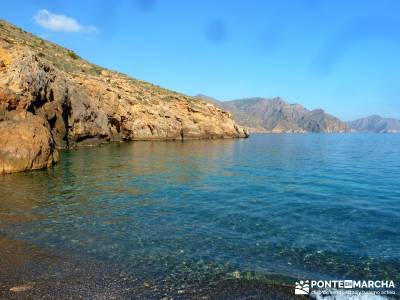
[0,112,59,173]
[197,95,349,133]
[347,115,400,133]
[0,20,248,173]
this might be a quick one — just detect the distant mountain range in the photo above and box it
[196,95,400,133]
[347,115,400,133]
[196,95,349,133]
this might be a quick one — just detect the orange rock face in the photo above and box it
[0,113,59,174]
[0,20,248,173]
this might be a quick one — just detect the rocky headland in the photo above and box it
[0,20,248,174]
[347,115,400,133]
[196,95,349,133]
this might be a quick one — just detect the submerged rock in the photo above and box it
[9,284,33,292]
[0,20,248,173]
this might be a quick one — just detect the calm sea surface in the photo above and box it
[1,134,399,296]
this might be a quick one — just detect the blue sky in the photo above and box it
[1,0,400,120]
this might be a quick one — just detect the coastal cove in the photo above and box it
[1,134,399,298]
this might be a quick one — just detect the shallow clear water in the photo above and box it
[1,134,399,289]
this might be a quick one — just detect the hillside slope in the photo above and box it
[347,115,400,133]
[0,20,248,173]
[196,95,349,133]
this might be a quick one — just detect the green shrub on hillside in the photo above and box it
[67,50,80,60]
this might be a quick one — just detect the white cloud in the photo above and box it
[34,9,98,34]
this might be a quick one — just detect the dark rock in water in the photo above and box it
[0,20,248,173]
[196,95,349,133]
[347,115,400,133]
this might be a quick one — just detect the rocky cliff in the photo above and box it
[0,20,248,174]
[197,95,349,133]
[347,115,400,133]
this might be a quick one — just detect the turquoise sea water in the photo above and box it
[0,134,399,295]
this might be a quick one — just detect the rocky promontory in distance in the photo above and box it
[196,95,349,133]
[0,20,248,174]
[347,115,400,133]
[196,95,400,134]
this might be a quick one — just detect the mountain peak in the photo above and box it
[198,96,348,133]
[347,115,400,133]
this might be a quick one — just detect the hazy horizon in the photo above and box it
[1,0,399,120]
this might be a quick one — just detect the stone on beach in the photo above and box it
[10,284,33,292]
